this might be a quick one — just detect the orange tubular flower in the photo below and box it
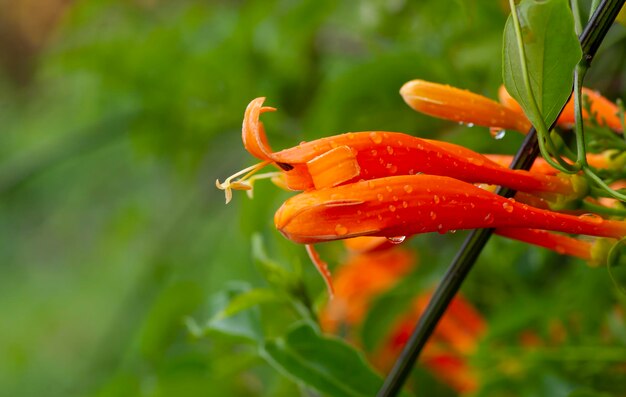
[484,151,624,176]
[320,245,416,334]
[374,292,485,394]
[494,228,595,260]
[318,242,483,394]
[218,97,585,202]
[275,175,626,244]
[498,85,625,133]
[399,79,532,133]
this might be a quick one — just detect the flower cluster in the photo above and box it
[319,237,484,394]
[217,81,626,291]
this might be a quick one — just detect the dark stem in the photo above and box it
[377,0,626,395]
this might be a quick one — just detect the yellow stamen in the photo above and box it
[216,160,271,204]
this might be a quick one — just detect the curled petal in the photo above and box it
[275,175,626,244]
[242,97,277,160]
[400,79,532,132]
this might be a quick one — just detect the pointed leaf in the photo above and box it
[503,0,582,128]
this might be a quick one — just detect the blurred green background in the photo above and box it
[1,1,626,396]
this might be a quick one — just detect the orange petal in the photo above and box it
[242,97,277,161]
[306,145,361,189]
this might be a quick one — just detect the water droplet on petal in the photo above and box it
[392,195,399,201]
[502,202,514,213]
[449,229,457,234]
[430,211,437,220]
[387,236,406,244]
[403,185,413,193]
[491,128,507,140]
[433,195,440,204]
[388,205,397,212]
[369,132,383,144]
[466,122,474,128]
[377,193,384,201]
[483,213,494,224]
[402,201,408,208]
[578,213,603,224]
[386,146,394,155]
[386,186,393,193]
[335,224,348,235]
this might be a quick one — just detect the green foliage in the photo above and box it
[1,1,625,396]
[503,0,582,128]
[260,322,395,397]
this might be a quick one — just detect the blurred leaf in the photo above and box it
[260,322,404,397]
[189,282,263,343]
[212,288,283,321]
[139,281,203,361]
[252,233,295,290]
[569,388,618,397]
[503,0,581,128]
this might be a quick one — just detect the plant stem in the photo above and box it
[377,1,626,395]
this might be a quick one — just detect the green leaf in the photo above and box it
[503,0,582,129]
[260,322,407,397]
[188,282,263,342]
[211,287,283,321]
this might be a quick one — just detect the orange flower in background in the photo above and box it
[498,85,625,133]
[319,241,485,394]
[374,292,486,394]
[320,239,416,334]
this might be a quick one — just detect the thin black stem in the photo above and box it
[377,0,625,395]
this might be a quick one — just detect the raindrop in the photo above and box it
[578,213,603,224]
[429,211,437,220]
[502,202,514,213]
[491,129,506,140]
[449,230,457,234]
[377,193,384,201]
[386,146,394,155]
[433,195,440,204]
[369,132,383,144]
[335,224,348,235]
[483,213,494,224]
[387,236,406,244]
[392,195,399,202]
[371,149,378,156]
[466,122,475,128]
[388,205,397,212]
[402,201,409,208]
[403,185,413,193]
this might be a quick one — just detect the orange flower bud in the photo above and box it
[400,79,532,132]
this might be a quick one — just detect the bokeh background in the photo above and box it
[1,1,626,396]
